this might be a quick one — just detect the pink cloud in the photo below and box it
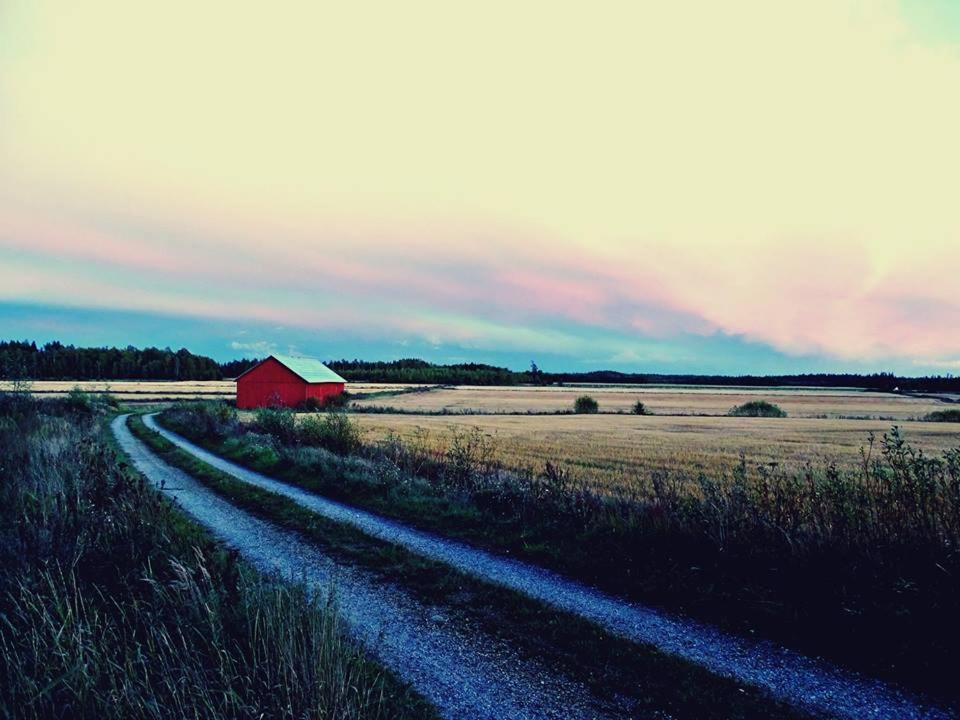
[3,197,959,362]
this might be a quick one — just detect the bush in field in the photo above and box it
[632,400,650,415]
[254,406,298,445]
[300,412,362,455]
[727,400,786,418]
[574,395,599,414]
[925,409,960,422]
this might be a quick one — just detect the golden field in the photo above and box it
[352,413,960,491]
[1,380,420,402]
[351,384,946,420]
[10,380,956,490]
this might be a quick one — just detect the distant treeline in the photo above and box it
[545,370,960,393]
[329,360,960,392]
[2,341,959,391]
[0,341,221,381]
[326,358,522,385]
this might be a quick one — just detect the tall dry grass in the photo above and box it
[0,395,429,720]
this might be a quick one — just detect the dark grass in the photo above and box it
[130,414,808,720]
[160,402,960,705]
[0,394,434,720]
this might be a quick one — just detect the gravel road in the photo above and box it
[114,415,634,720]
[142,413,956,720]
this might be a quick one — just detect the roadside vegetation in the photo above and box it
[130,414,804,719]
[0,393,431,720]
[160,401,960,703]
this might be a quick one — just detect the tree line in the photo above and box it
[2,340,958,391]
[0,341,222,381]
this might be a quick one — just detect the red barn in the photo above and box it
[235,354,346,409]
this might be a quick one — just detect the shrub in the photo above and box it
[253,406,298,445]
[297,397,325,412]
[924,409,960,423]
[299,412,363,455]
[727,400,786,418]
[167,401,238,439]
[574,395,599,414]
[325,391,350,410]
[64,386,95,413]
[632,400,650,415]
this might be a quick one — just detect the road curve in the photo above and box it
[143,412,955,720]
[113,415,626,720]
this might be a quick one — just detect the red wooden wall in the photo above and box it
[304,382,346,404]
[236,357,344,409]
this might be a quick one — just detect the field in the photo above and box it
[351,384,947,419]
[344,384,958,489]
[352,413,960,489]
[0,380,420,402]
[11,380,959,488]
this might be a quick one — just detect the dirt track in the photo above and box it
[113,414,631,720]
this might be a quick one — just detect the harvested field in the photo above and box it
[3,380,423,402]
[352,414,960,490]
[351,384,946,419]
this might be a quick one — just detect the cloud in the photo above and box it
[1,1,959,367]
[229,340,277,354]
[913,359,960,370]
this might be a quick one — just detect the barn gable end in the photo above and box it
[235,355,345,409]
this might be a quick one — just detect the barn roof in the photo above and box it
[236,354,346,384]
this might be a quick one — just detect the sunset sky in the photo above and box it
[1,1,958,373]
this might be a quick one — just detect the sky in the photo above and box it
[1,1,958,374]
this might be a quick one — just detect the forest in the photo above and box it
[2,340,958,391]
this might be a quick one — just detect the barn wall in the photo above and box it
[304,382,345,404]
[236,359,346,409]
[236,358,306,409]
